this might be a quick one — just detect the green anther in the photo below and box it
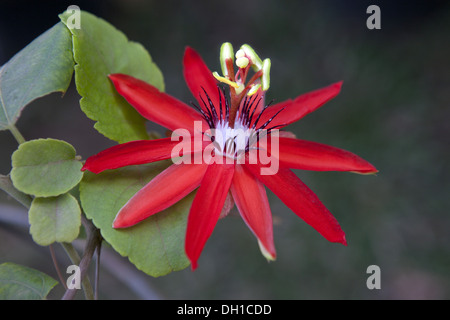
[240,44,263,71]
[261,58,271,91]
[220,42,234,77]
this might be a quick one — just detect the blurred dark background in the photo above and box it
[1,0,449,299]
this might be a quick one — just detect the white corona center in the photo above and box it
[211,119,255,159]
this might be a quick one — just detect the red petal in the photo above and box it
[253,81,343,129]
[270,137,378,174]
[230,164,276,260]
[109,74,204,133]
[82,138,182,174]
[185,162,235,270]
[113,163,208,228]
[183,47,225,118]
[245,165,346,245]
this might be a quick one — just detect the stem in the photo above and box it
[0,175,32,208]
[61,242,95,300]
[8,124,26,144]
[0,175,96,298]
[0,172,100,300]
[49,244,68,290]
[95,241,102,300]
[61,221,101,300]
[0,205,162,300]
[61,242,81,265]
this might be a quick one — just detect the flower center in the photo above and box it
[191,88,284,160]
[190,43,285,160]
[211,119,255,159]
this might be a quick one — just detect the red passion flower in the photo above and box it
[82,43,377,270]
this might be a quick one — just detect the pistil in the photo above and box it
[213,43,271,129]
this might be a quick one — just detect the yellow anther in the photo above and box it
[213,71,239,88]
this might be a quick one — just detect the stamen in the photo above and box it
[212,72,239,88]
[261,58,271,91]
[240,44,263,71]
[220,42,234,77]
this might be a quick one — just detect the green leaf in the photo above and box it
[0,262,58,300]
[0,22,74,131]
[10,138,83,197]
[59,10,164,143]
[80,162,192,277]
[29,193,81,246]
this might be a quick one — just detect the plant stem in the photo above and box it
[0,172,100,300]
[49,244,68,290]
[61,221,101,300]
[0,174,32,208]
[95,241,102,300]
[61,242,95,300]
[0,205,161,300]
[8,124,26,144]
[61,242,81,265]
[0,175,97,298]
